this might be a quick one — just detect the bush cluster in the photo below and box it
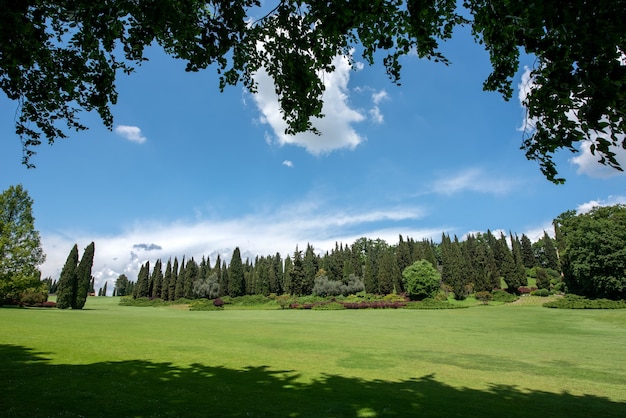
[543,295,626,309]
[189,298,224,311]
[491,290,518,303]
[531,288,551,297]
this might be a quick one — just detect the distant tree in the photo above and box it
[0,185,46,302]
[290,248,306,296]
[303,244,317,295]
[193,272,220,299]
[520,234,536,268]
[183,258,198,299]
[377,247,401,295]
[175,257,185,300]
[283,255,293,294]
[228,248,245,297]
[135,261,150,299]
[115,274,130,297]
[161,260,172,300]
[169,257,179,301]
[55,244,79,309]
[102,281,108,297]
[535,267,550,290]
[556,205,626,299]
[150,259,163,299]
[73,242,95,309]
[441,234,467,300]
[510,233,528,290]
[402,260,441,300]
[533,232,560,272]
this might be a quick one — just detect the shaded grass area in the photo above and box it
[2,344,625,418]
[1,297,626,417]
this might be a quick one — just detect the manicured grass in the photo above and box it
[1,297,625,417]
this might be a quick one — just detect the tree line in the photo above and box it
[119,230,563,302]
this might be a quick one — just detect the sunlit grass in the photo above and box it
[1,296,625,417]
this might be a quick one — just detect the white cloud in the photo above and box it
[576,195,626,214]
[114,125,147,143]
[252,54,366,155]
[570,140,626,178]
[431,168,516,196]
[282,160,294,168]
[39,202,431,295]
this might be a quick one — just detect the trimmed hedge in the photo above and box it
[543,295,626,309]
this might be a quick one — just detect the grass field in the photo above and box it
[1,297,625,417]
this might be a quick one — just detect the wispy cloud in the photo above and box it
[431,168,516,196]
[282,160,294,168]
[252,54,366,155]
[570,141,626,178]
[114,125,147,143]
[576,195,626,214]
[369,89,389,124]
[39,201,433,294]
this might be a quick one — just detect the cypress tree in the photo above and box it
[283,255,293,294]
[542,232,560,272]
[184,258,198,299]
[175,257,185,300]
[511,233,528,287]
[151,259,163,298]
[290,248,305,296]
[162,259,172,300]
[269,252,282,294]
[169,257,179,301]
[73,241,95,309]
[303,244,317,294]
[219,259,228,297]
[520,234,536,268]
[56,244,79,309]
[135,261,150,298]
[102,281,107,297]
[228,247,245,297]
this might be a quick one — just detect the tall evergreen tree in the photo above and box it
[175,257,185,300]
[115,274,129,297]
[377,247,401,295]
[283,255,293,294]
[134,261,150,298]
[441,234,467,299]
[73,241,95,309]
[542,232,560,272]
[184,258,198,299]
[102,281,107,297]
[56,244,79,309]
[228,248,245,297]
[520,234,536,268]
[510,233,529,288]
[151,259,163,299]
[303,244,317,295]
[290,248,306,296]
[162,259,172,300]
[396,235,412,274]
[168,257,178,300]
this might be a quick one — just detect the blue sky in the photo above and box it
[2,25,625,295]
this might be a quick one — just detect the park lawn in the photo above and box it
[1,296,625,417]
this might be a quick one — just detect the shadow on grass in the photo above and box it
[1,344,624,417]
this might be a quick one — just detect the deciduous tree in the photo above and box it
[0,185,46,302]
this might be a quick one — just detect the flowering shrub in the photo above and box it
[213,298,225,308]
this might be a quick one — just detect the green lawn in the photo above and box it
[1,297,625,417]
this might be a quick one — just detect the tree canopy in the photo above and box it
[556,204,626,300]
[0,185,46,302]
[2,1,625,182]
